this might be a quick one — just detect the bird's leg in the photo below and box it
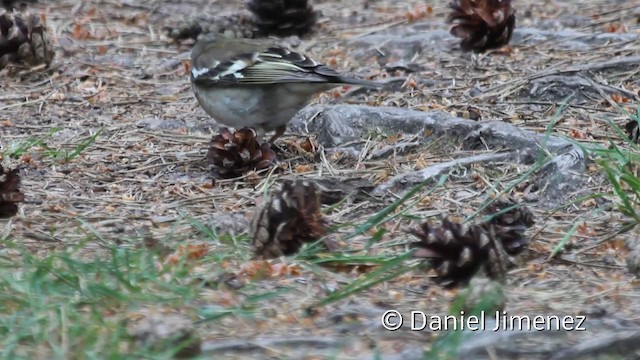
[267,125,286,144]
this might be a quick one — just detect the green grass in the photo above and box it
[2,128,61,159]
[0,176,451,358]
[0,242,194,359]
[571,103,640,229]
[2,128,102,163]
[0,229,286,359]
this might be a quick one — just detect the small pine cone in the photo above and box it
[248,0,318,37]
[625,120,639,144]
[206,127,277,179]
[410,217,509,287]
[251,180,326,259]
[448,0,516,52]
[0,10,54,70]
[0,165,25,218]
[484,198,534,255]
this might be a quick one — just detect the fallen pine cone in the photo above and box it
[0,165,24,218]
[0,9,54,71]
[448,0,515,52]
[410,199,534,287]
[410,217,510,287]
[206,127,277,179]
[251,180,327,259]
[248,0,318,37]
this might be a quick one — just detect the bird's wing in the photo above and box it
[191,46,342,86]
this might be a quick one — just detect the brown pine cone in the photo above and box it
[448,0,515,52]
[410,217,510,287]
[251,180,326,259]
[0,165,24,218]
[0,10,54,70]
[248,0,318,37]
[206,127,277,179]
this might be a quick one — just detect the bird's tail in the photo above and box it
[338,76,385,89]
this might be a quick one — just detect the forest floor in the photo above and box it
[1,0,640,359]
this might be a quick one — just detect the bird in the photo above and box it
[190,34,383,143]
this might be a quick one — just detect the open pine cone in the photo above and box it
[0,10,54,70]
[410,199,534,287]
[248,0,318,37]
[448,0,515,52]
[206,127,277,179]
[410,218,510,287]
[251,180,327,259]
[0,165,24,218]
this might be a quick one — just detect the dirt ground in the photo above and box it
[2,0,640,358]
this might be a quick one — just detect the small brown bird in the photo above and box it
[190,35,383,143]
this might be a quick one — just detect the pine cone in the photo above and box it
[206,127,277,179]
[448,0,516,52]
[248,0,318,37]
[625,120,639,144]
[410,218,510,287]
[484,198,534,255]
[0,10,54,70]
[0,165,24,218]
[251,180,326,259]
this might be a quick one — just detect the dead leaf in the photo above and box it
[568,129,588,139]
[294,164,313,173]
[165,244,208,265]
